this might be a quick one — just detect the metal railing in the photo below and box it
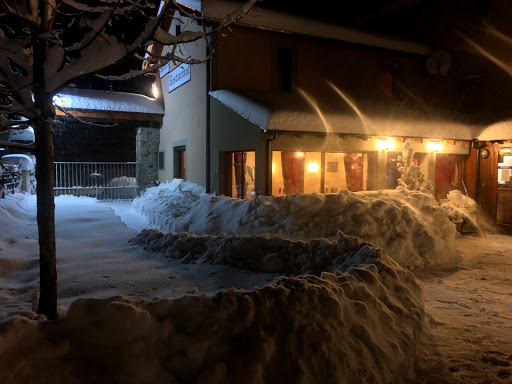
[54,162,139,200]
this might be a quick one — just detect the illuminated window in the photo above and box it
[272,151,367,196]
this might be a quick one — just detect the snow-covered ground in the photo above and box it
[0,186,511,383]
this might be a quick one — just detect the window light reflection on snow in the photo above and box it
[307,161,319,172]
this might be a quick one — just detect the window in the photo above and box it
[272,151,367,196]
[158,151,165,170]
[224,151,255,199]
[173,146,186,179]
[497,148,512,189]
[175,24,181,36]
[277,48,293,92]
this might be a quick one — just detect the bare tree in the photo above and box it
[0,0,256,319]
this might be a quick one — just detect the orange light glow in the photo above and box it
[296,152,304,157]
[428,141,441,152]
[307,161,319,172]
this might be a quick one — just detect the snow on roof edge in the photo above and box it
[55,88,165,115]
[209,90,271,130]
[203,0,430,56]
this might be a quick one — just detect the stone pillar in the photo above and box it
[136,127,160,191]
[21,170,31,193]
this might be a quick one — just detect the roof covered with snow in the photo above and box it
[209,89,482,140]
[203,0,430,55]
[54,88,165,115]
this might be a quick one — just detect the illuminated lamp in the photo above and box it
[427,141,441,153]
[504,148,512,153]
[152,83,159,98]
[377,137,394,151]
[296,152,304,157]
[307,161,319,172]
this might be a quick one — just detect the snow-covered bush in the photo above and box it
[396,142,433,192]
[440,190,480,234]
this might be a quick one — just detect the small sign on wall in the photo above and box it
[168,61,191,92]
[159,63,170,78]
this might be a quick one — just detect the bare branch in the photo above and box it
[96,52,212,81]
[54,104,118,127]
[0,140,36,150]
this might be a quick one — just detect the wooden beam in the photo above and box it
[55,109,163,127]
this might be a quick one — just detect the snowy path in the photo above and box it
[0,196,276,319]
[414,234,512,383]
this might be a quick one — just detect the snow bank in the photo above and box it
[133,180,458,269]
[0,250,424,384]
[131,229,387,275]
[0,193,36,233]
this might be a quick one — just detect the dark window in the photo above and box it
[175,24,181,36]
[158,151,165,170]
[173,146,186,179]
[277,48,293,92]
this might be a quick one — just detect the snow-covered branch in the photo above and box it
[0,140,36,150]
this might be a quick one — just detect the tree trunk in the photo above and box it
[33,0,58,319]
[34,116,57,319]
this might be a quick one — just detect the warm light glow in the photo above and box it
[307,161,319,172]
[377,138,394,151]
[152,83,159,98]
[428,141,441,152]
[296,152,304,157]
[504,148,512,153]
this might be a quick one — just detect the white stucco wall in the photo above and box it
[158,14,207,186]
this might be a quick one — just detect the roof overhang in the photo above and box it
[203,0,430,55]
[209,89,485,141]
[54,88,165,126]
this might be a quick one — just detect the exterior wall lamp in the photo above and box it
[377,138,394,151]
[427,141,441,153]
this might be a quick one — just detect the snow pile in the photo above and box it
[0,251,424,384]
[132,229,390,275]
[133,180,458,269]
[0,193,36,233]
[440,190,480,234]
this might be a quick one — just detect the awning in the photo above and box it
[209,89,482,141]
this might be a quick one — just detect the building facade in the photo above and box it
[157,0,512,228]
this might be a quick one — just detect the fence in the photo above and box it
[54,162,139,200]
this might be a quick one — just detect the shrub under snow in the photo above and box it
[133,180,459,270]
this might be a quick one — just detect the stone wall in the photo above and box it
[136,127,160,191]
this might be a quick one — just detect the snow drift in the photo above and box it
[0,247,424,384]
[133,180,459,269]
